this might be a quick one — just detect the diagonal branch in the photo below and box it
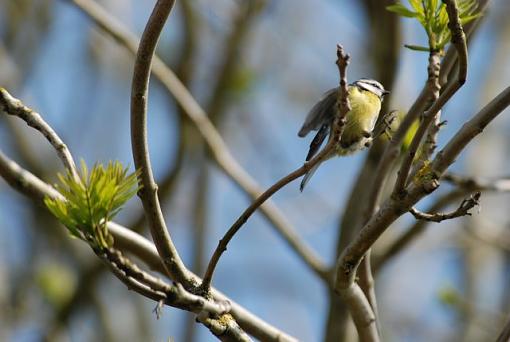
[200,45,351,292]
[67,0,326,283]
[0,88,80,182]
[409,191,480,222]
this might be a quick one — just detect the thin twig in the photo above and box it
[68,0,327,282]
[409,191,480,222]
[0,149,297,342]
[0,88,80,182]
[130,0,191,285]
[200,45,351,292]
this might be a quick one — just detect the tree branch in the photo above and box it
[68,0,326,283]
[0,88,80,182]
[409,191,480,222]
[334,5,508,336]
[200,45,351,291]
[130,0,191,285]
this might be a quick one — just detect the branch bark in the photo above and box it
[130,0,192,286]
[0,88,80,182]
[409,191,480,222]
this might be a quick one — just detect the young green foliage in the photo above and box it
[44,161,140,250]
[387,0,481,51]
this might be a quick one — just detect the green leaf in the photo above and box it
[408,0,424,15]
[386,4,418,17]
[389,0,482,52]
[404,44,430,52]
[460,13,482,25]
[44,160,140,249]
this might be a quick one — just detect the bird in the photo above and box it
[298,78,389,191]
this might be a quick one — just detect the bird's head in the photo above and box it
[352,78,390,99]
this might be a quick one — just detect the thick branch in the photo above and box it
[375,174,510,272]
[409,191,480,222]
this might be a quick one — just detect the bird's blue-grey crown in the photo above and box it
[352,78,389,98]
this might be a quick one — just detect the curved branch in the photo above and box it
[130,0,191,284]
[68,0,326,284]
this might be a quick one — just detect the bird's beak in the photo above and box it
[382,90,390,96]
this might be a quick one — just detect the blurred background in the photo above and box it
[1,0,510,341]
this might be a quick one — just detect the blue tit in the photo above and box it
[298,78,389,191]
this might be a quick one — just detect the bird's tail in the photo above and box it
[300,162,322,192]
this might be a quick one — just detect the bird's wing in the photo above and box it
[300,161,322,192]
[305,123,329,161]
[297,88,338,137]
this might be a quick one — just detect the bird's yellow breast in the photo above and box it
[338,86,381,149]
